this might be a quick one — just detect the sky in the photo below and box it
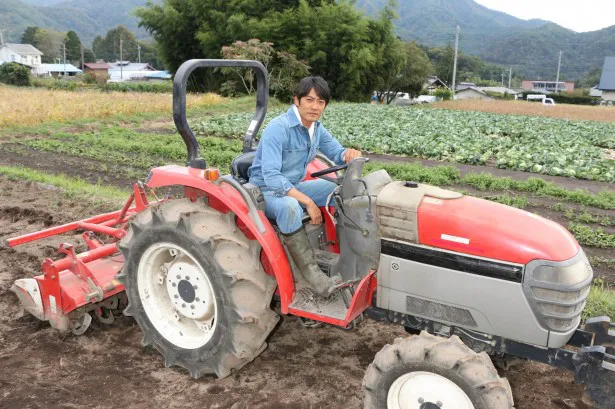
[473,0,615,32]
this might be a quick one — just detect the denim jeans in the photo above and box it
[263,179,336,234]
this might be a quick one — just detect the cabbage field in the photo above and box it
[195,104,615,182]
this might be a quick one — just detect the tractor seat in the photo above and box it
[231,151,257,184]
[231,151,311,225]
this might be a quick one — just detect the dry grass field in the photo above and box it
[0,85,224,127]
[432,99,615,122]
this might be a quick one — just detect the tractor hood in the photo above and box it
[376,182,579,265]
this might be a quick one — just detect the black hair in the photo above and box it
[293,76,330,105]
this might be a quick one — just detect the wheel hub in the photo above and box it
[387,371,474,409]
[178,280,196,303]
[165,257,215,321]
[137,242,217,350]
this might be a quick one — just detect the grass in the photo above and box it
[0,84,224,127]
[0,166,128,205]
[431,99,615,123]
[584,279,615,321]
[568,223,615,248]
[461,172,615,210]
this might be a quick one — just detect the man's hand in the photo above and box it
[343,148,362,163]
[306,201,323,225]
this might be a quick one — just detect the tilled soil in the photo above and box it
[0,177,596,409]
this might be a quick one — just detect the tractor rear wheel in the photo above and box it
[117,198,279,378]
[363,331,515,409]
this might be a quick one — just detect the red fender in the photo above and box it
[146,165,296,313]
[146,158,339,314]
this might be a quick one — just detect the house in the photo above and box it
[478,86,521,99]
[521,79,575,93]
[423,76,450,93]
[598,56,615,104]
[454,87,494,101]
[84,62,111,79]
[456,82,477,91]
[0,43,43,74]
[107,61,157,82]
[38,63,82,77]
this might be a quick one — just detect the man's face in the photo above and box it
[294,88,327,123]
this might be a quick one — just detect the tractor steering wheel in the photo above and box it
[310,163,349,178]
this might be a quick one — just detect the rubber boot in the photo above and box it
[282,228,341,298]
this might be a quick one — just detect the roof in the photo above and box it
[424,76,450,89]
[456,87,491,96]
[84,63,111,70]
[39,63,82,73]
[145,70,172,79]
[3,43,43,55]
[108,62,156,71]
[479,86,520,95]
[598,57,615,91]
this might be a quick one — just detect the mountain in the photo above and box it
[0,0,151,45]
[3,0,613,80]
[355,0,548,54]
[355,0,614,80]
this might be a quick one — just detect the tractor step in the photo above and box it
[289,286,349,321]
[288,270,377,328]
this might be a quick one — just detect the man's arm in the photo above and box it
[319,127,361,164]
[260,122,294,195]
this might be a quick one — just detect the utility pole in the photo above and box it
[554,50,562,93]
[62,42,66,77]
[508,67,512,89]
[137,44,141,64]
[0,31,4,46]
[451,25,460,99]
[80,43,84,70]
[120,37,123,81]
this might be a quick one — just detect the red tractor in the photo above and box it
[8,60,615,409]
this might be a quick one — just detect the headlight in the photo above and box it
[523,251,593,332]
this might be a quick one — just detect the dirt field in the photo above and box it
[0,175,600,409]
[431,99,615,122]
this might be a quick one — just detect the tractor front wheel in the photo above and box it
[363,331,515,409]
[117,198,279,378]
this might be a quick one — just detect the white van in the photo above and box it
[527,94,556,106]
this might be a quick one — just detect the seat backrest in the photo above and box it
[231,151,257,183]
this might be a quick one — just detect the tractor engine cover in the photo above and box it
[374,181,592,349]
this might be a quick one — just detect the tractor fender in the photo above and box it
[145,165,295,313]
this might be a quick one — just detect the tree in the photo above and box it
[136,0,403,100]
[21,27,39,46]
[578,68,602,88]
[0,62,31,86]
[64,31,82,66]
[83,48,96,64]
[34,29,65,63]
[220,39,310,100]
[93,26,139,62]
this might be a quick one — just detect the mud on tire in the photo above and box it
[116,198,279,379]
[363,331,515,409]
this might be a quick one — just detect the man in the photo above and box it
[248,76,361,297]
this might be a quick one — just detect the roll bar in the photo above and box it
[173,59,269,169]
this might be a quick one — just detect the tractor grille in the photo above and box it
[406,295,477,328]
[523,251,593,333]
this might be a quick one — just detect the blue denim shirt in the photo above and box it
[248,105,346,195]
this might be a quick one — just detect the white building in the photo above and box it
[0,43,43,74]
[38,63,82,77]
[107,61,157,82]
